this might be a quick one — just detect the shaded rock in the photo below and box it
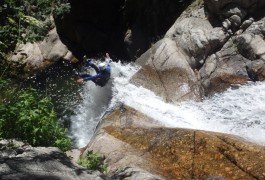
[246,59,265,81]
[11,28,75,76]
[204,0,265,16]
[86,105,265,180]
[55,0,192,59]
[236,33,265,60]
[199,13,265,95]
[204,0,264,35]
[121,0,193,60]
[0,139,106,180]
[222,6,247,19]
[199,39,251,96]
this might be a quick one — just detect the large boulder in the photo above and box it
[199,15,265,95]
[131,0,265,100]
[130,38,202,103]
[131,0,227,102]
[246,59,265,82]
[166,5,229,69]
[11,28,75,76]
[85,105,265,180]
[199,39,251,96]
[0,139,106,180]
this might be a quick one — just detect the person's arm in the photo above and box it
[86,61,100,73]
[83,73,101,81]
[76,73,102,84]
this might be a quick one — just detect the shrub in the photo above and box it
[0,88,71,151]
[0,0,70,55]
[78,151,107,173]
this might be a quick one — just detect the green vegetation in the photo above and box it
[0,87,71,152]
[0,0,70,58]
[0,0,72,152]
[78,151,107,173]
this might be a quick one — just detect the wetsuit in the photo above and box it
[80,61,111,87]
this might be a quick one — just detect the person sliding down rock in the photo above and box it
[75,53,112,87]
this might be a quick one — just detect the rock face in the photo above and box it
[131,0,265,101]
[85,105,265,180]
[130,38,202,103]
[11,28,75,76]
[55,0,192,59]
[0,140,106,180]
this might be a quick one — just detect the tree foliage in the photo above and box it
[0,88,71,152]
[0,0,72,152]
[0,0,70,57]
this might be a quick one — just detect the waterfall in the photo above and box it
[69,61,139,147]
[70,62,265,148]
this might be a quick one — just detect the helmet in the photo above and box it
[98,62,106,70]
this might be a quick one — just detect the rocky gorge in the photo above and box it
[4,0,265,179]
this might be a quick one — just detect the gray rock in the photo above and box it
[11,28,74,75]
[223,6,247,19]
[131,37,202,103]
[236,33,265,60]
[0,140,107,180]
[86,105,265,179]
[199,39,251,96]
[229,14,242,28]
[111,167,164,180]
[246,59,265,81]
[240,18,254,30]
[222,19,232,30]
[204,0,265,16]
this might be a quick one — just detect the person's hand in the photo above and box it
[76,78,84,84]
[105,53,110,59]
[105,53,112,63]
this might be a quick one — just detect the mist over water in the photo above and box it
[70,62,265,148]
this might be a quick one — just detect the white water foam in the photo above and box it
[71,62,265,147]
[70,61,139,147]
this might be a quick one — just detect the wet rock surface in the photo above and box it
[86,105,265,180]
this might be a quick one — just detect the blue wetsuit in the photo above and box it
[80,61,111,87]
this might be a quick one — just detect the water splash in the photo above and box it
[69,61,139,147]
[71,62,265,147]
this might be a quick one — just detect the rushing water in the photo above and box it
[69,62,265,148]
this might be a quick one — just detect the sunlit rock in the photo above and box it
[130,37,202,103]
[85,105,265,180]
[11,28,74,76]
[0,139,106,180]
